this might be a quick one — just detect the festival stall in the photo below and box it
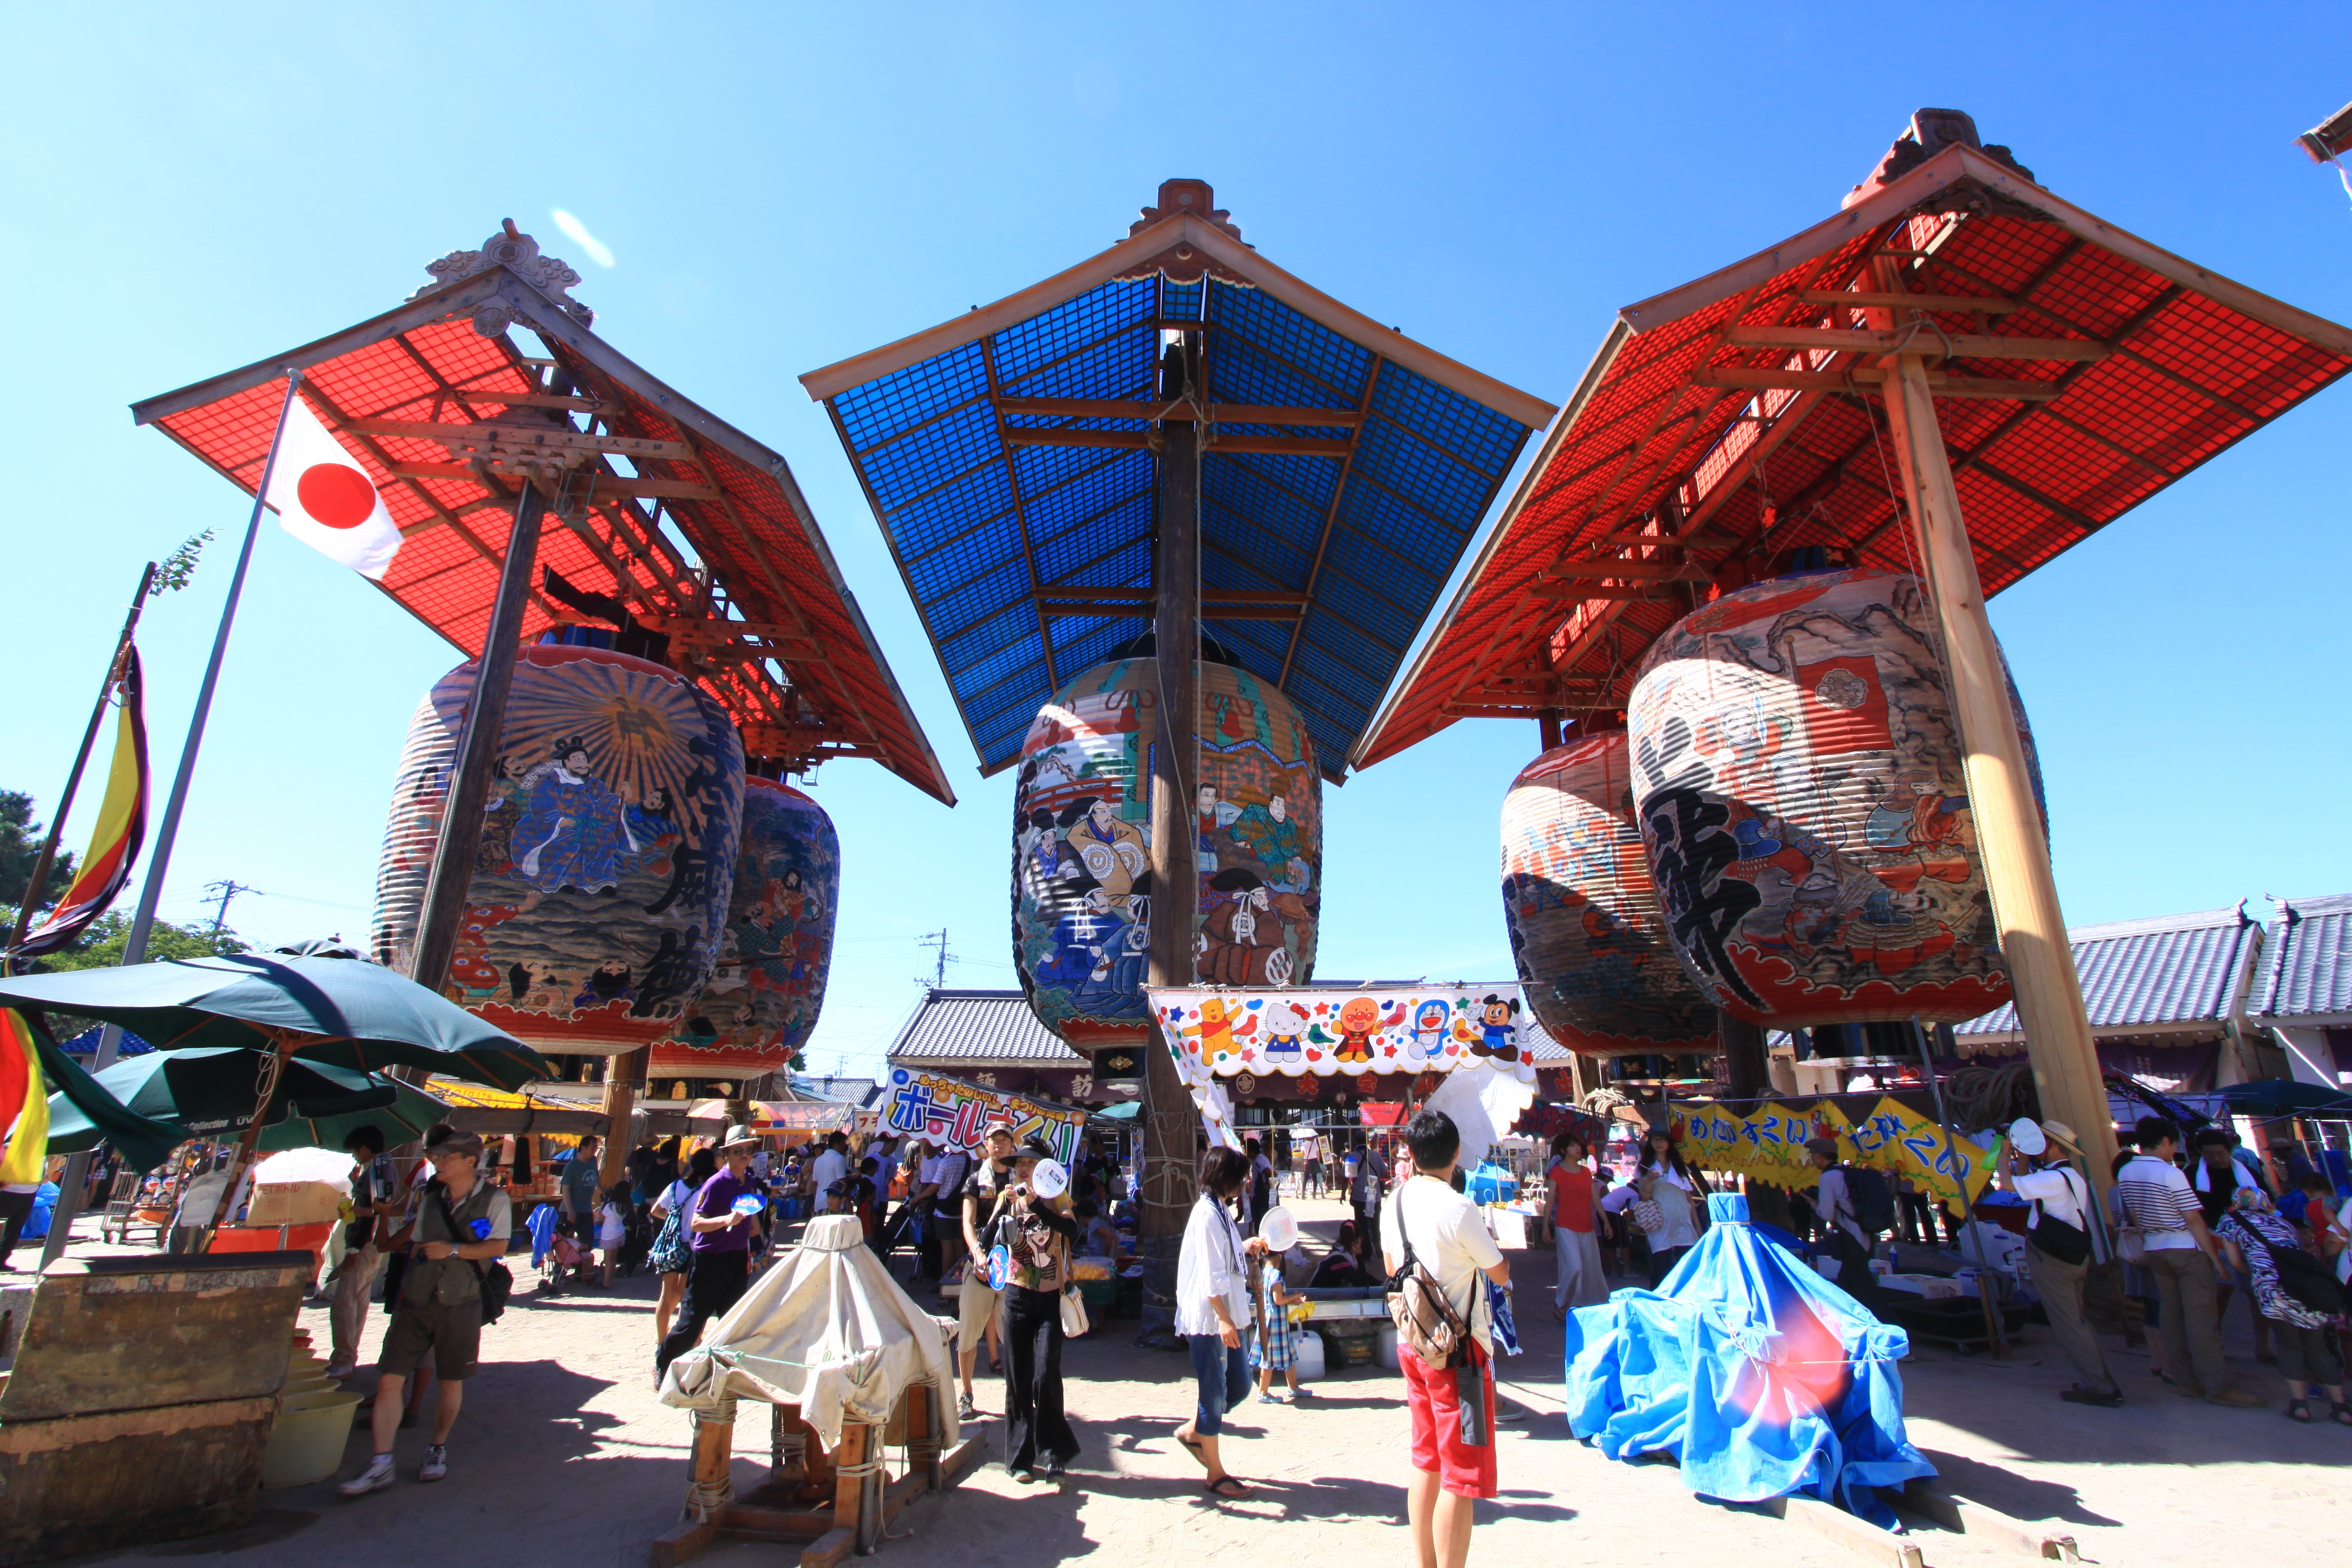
[654,1215,981,1565]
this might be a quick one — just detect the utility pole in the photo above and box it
[201,880,254,938]
[916,929,952,990]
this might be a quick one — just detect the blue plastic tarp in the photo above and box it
[1563,1193,1934,1526]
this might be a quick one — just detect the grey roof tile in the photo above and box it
[886,990,1088,1065]
[1956,905,2261,1037]
[2256,893,2352,1020]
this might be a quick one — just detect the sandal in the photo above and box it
[2286,1398,2312,1423]
[1204,1474,1249,1498]
[1175,1431,1209,1470]
[2332,1401,2352,1427]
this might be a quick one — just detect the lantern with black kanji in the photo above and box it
[1624,569,2039,1028]
[1500,731,1716,1054]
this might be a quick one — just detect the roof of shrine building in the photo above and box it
[801,181,1554,782]
[1955,904,2265,1050]
[2255,893,2352,1025]
[132,223,955,805]
[1357,127,2352,771]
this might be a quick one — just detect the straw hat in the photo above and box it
[719,1124,761,1151]
[2037,1120,2084,1156]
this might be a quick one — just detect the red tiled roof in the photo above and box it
[1357,143,2352,769]
[132,265,955,805]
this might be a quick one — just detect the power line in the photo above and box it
[914,928,954,990]
[200,880,255,935]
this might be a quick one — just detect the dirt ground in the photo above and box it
[17,1195,2351,1568]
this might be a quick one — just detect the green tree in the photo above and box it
[0,789,77,915]
[41,911,248,973]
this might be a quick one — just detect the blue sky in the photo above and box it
[6,4,2349,1078]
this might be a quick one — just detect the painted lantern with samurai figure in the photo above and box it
[653,777,838,1078]
[1013,652,1321,1048]
[372,642,745,1053]
[1500,731,1716,1055]
[1625,569,2040,1028]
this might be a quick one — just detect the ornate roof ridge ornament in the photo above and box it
[1119,179,1254,286]
[413,218,595,337]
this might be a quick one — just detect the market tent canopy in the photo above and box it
[1356,134,2352,767]
[130,234,954,803]
[801,181,1554,779]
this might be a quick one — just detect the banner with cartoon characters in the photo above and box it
[879,1067,1086,1166]
[1149,986,1539,1082]
[1673,1094,1990,1208]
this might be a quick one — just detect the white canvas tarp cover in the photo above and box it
[659,1214,957,1451]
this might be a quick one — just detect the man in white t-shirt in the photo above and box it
[2116,1117,2259,1407]
[1391,1110,1508,1568]
[810,1133,850,1215]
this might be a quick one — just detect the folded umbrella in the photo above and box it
[44,1046,448,1156]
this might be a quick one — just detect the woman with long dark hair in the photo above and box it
[1174,1146,1254,1499]
[985,1137,1082,1482]
[1601,1127,1705,1286]
[649,1147,719,1344]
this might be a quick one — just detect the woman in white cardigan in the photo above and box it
[1173,1146,1255,1499]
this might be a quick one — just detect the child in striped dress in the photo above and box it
[1249,1208,1310,1403]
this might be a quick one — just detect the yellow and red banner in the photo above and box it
[0,1009,49,1185]
[15,647,148,960]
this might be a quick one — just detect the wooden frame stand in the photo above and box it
[649,1383,984,1567]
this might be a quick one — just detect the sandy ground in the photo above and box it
[16,1195,2352,1568]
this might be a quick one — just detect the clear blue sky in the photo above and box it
[6,4,2348,1079]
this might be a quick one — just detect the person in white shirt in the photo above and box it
[2003,1117,2121,1406]
[1391,1110,1509,1568]
[1173,1145,1256,1500]
[1599,1128,1701,1286]
[809,1133,850,1215]
[2116,1117,2260,1408]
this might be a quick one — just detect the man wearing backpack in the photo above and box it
[340,1128,513,1496]
[2004,1118,2123,1407]
[1806,1137,1890,1321]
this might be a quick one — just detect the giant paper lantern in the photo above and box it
[373,642,745,1053]
[1012,652,1321,1047]
[654,777,838,1078]
[1500,732,1716,1054]
[1625,569,2036,1028]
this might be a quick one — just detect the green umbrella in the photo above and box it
[44,1047,448,1155]
[0,953,551,1090]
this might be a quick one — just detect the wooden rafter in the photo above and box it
[980,335,1058,693]
[1281,358,1382,687]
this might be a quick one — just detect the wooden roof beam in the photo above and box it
[1000,397,1363,427]
[387,461,723,500]
[1694,367,2059,401]
[1721,325,2109,362]
[1794,289,2020,313]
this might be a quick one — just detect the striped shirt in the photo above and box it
[2115,1155,2201,1251]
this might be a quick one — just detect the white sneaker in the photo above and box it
[324,1362,356,1380]
[419,1444,448,1482]
[339,1455,396,1497]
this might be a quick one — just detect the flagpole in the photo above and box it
[5,561,156,975]
[40,369,302,1268]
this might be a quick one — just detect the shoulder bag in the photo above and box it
[431,1181,515,1325]
[2027,1169,2094,1266]
[1385,1188,1469,1371]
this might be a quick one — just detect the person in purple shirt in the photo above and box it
[654,1126,762,1381]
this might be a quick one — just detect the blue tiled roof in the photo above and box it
[1957,905,2261,1037]
[2256,893,2352,1021]
[813,227,1542,779]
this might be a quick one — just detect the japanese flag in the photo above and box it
[263,395,403,580]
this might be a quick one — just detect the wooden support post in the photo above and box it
[1867,267,2118,1184]
[1719,1014,1769,1103]
[600,1047,649,1189]
[1140,346,1202,1329]
[1538,708,1563,751]
[409,480,546,994]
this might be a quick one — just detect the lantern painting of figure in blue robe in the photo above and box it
[1012,649,1321,1048]
[373,641,744,1055]
[1624,570,2042,1029]
[655,777,838,1079]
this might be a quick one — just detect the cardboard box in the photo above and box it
[245,1180,345,1227]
